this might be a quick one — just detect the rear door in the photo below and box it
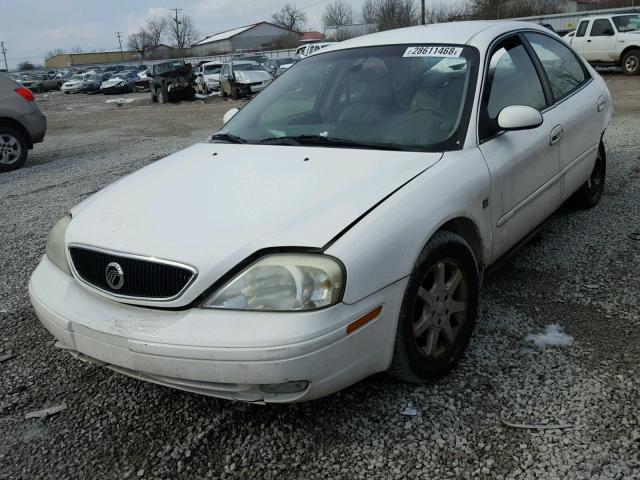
[478,34,562,258]
[524,32,602,201]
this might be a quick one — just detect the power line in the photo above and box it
[115,32,124,61]
[171,8,183,47]
[1,42,8,71]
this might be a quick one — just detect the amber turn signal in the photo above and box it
[347,306,383,334]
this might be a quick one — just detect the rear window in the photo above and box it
[525,32,589,101]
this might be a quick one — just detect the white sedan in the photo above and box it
[61,74,87,94]
[30,21,612,403]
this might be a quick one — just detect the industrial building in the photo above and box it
[191,22,299,56]
[45,50,138,68]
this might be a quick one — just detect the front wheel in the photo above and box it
[621,49,640,76]
[573,141,606,208]
[389,231,479,382]
[157,87,168,104]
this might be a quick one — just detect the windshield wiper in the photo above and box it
[257,135,409,151]
[210,132,247,144]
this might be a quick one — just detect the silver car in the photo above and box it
[0,73,47,171]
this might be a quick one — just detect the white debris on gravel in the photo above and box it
[24,403,67,419]
[526,324,574,348]
[105,97,140,104]
[401,403,420,416]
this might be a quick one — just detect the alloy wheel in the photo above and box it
[625,55,639,74]
[0,133,21,165]
[412,259,469,360]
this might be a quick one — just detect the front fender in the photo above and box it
[326,149,492,305]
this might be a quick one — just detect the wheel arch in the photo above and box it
[0,117,32,148]
[620,45,640,60]
[435,216,483,268]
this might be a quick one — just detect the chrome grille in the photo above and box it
[68,246,196,300]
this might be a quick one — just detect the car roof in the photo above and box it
[322,21,551,53]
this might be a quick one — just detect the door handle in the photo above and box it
[587,39,592,42]
[550,125,564,145]
[597,95,606,112]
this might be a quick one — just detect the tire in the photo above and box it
[621,49,640,76]
[156,87,169,105]
[0,127,28,172]
[64,91,70,95]
[157,87,168,104]
[573,141,606,209]
[388,231,480,382]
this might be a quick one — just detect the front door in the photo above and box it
[583,18,618,62]
[478,35,562,259]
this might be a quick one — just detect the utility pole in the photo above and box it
[0,42,8,71]
[115,32,124,61]
[171,8,183,48]
[421,0,426,25]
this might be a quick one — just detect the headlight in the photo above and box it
[45,214,72,275]
[202,254,344,311]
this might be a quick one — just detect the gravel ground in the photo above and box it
[1,76,639,480]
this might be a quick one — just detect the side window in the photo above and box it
[525,32,588,101]
[480,37,546,140]
[576,21,589,37]
[591,19,615,36]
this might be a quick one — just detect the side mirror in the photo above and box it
[223,108,240,125]
[498,105,543,131]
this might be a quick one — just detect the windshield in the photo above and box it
[613,14,640,32]
[204,64,221,74]
[154,61,185,75]
[70,75,83,81]
[219,45,478,152]
[86,75,101,81]
[234,63,265,72]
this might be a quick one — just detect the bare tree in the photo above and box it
[17,61,35,71]
[323,0,354,27]
[166,13,199,48]
[44,48,65,60]
[425,0,471,23]
[271,3,307,32]
[365,0,419,31]
[145,17,167,46]
[128,30,152,57]
[471,0,560,19]
[362,0,377,23]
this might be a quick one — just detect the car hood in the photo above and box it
[66,143,441,306]
[101,78,124,87]
[234,71,271,83]
[64,80,83,86]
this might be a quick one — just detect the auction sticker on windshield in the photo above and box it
[403,46,463,58]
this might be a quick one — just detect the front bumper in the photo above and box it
[100,86,125,94]
[29,256,406,403]
[62,86,82,93]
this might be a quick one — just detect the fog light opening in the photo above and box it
[260,381,309,394]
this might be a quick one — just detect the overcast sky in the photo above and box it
[2,0,456,69]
